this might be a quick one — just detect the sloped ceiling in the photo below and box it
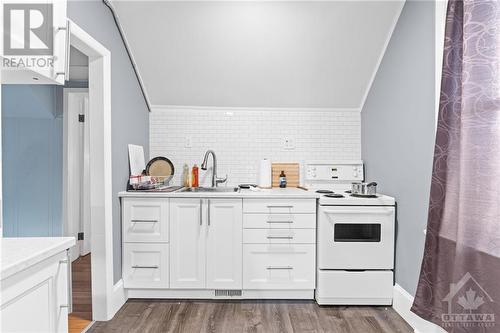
[110,1,404,109]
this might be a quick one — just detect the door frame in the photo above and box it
[69,20,125,321]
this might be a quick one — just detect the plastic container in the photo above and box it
[192,164,199,188]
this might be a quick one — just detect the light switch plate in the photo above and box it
[283,137,295,150]
[185,136,193,148]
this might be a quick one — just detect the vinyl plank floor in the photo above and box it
[68,254,93,333]
[87,300,412,333]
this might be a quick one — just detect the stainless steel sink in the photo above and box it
[179,187,239,193]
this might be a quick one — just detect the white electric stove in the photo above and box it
[304,161,396,305]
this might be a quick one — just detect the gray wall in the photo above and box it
[68,0,149,283]
[361,0,435,295]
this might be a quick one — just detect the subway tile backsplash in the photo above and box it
[150,107,361,186]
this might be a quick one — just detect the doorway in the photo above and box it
[64,87,92,332]
[67,20,121,324]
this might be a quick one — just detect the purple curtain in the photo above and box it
[411,0,500,332]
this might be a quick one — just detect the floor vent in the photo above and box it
[214,290,242,297]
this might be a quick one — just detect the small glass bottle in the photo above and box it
[192,164,199,188]
[182,164,190,187]
[279,170,287,188]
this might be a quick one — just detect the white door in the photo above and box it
[170,198,206,288]
[63,89,90,261]
[206,199,242,290]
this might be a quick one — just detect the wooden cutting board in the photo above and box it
[272,163,300,188]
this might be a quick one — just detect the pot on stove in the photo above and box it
[351,182,377,196]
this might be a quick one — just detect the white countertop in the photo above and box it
[1,237,76,280]
[119,187,319,199]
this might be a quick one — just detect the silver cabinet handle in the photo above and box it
[324,209,393,215]
[267,236,294,239]
[60,305,70,309]
[131,219,158,223]
[267,205,293,208]
[207,199,211,226]
[267,266,293,270]
[55,20,70,81]
[62,250,72,313]
[132,265,159,269]
[199,199,203,226]
[267,221,293,224]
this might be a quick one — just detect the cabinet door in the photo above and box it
[1,251,68,333]
[243,244,315,290]
[52,0,68,84]
[206,199,243,290]
[123,243,169,289]
[122,198,169,243]
[1,0,68,84]
[170,198,206,288]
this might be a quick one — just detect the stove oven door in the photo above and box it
[318,205,395,270]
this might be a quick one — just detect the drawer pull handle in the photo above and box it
[60,304,70,309]
[132,265,159,269]
[131,219,158,223]
[267,266,293,270]
[267,205,293,209]
[267,221,293,224]
[267,236,294,239]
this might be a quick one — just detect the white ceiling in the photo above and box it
[111,1,404,109]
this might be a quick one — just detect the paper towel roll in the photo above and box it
[258,159,272,188]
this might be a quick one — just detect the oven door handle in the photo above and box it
[323,209,393,215]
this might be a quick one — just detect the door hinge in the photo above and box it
[78,114,85,123]
[78,232,84,240]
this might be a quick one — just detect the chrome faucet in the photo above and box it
[201,150,227,187]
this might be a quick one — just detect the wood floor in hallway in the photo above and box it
[87,299,413,333]
[69,254,93,333]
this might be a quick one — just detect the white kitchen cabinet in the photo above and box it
[123,243,169,289]
[170,198,243,290]
[242,198,316,292]
[169,198,206,289]
[1,0,69,85]
[206,199,242,290]
[1,249,71,333]
[120,194,316,300]
[243,244,315,290]
[122,198,169,243]
[243,198,316,214]
[243,213,316,229]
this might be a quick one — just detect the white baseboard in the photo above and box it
[392,284,447,333]
[108,279,127,320]
[126,289,314,300]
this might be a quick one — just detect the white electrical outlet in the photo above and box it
[185,136,193,148]
[283,137,295,150]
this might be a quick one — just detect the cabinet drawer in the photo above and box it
[316,270,393,305]
[243,199,316,214]
[243,244,315,289]
[243,229,315,244]
[123,198,169,242]
[123,243,169,289]
[244,213,316,229]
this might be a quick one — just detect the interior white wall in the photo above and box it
[150,107,360,186]
[111,1,403,108]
